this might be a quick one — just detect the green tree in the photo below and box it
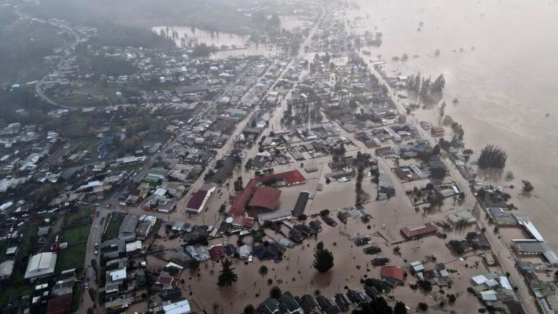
[88,288,97,304]
[87,308,94,314]
[313,247,334,273]
[394,302,408,314]
[270,286,282,299]
[522,180,534,193]
[204,170,215,182]
[316,241,324,251]
[431,167,446,180]
[431,144,441,156]
[478,145,507,169]
[431,74,446,93]
[189,259,200,271]
[217,258,237,286]
[259,265,268,276]
[418,302,429,311]
[243,304,256,314]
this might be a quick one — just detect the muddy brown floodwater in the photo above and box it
[350,0,558,251]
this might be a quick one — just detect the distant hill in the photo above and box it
[23,0,254,34]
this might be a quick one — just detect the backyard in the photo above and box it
[65,207,94,225]
[61,224,92,243]
[103,213,123,240]
[56,244,87,272]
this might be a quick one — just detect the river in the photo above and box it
[350,0,558,248]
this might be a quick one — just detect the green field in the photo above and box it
[56,244,87,272]
[61,224,92,243]
[66,208,94,225]
[110,163,141,173]
[104,216,122,240]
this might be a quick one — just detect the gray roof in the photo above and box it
[514,241,549,253]
[37,226,50,237]
[119,215,139,233]
[24,252,57,279]
[52,277,76,297]
[0,260,14,278]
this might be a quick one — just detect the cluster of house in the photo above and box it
[469,269,524,314]
[356,124,422,149]
[257,264,408,314]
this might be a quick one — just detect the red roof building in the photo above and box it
[248,187,282,210]
[381,266,404,284]
[400,223,438,239]
[228,170,306,221]
[46,295,72,314]
[209,245,226,261]
[186,184,216,213]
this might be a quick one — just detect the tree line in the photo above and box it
[406,73,446,97]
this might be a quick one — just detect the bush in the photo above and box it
[522,180,534,193]
[269,286,282,299]
[418,302,429,311]
[259,265,268,276]
[243,305,256,314]
[417,280,433,292]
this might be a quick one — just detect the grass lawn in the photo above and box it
[61,224,92,243]
[20,225,38,261]
[56,244,87,272]
[104,215,122,240]
[66,207,94,225]
[0,284,33,309]
[71,285,82,312]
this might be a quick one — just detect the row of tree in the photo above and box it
[406,73,446,96]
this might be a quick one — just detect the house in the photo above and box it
[46,294,72,314]
[279,292,304,314]
[24,252,57,281]
[163,299,192,314]
[156,274,177,290]
[208,245,226,261]
[400,223,438,239]
[0,260,15,280]
[119,215,139,242]
[185,184,216,213]
[239,245,252,260]
[381,266,404,285]
[259,298,288,314]
[51,277,75,297]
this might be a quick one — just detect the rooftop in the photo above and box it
[186,184,215,212]
[381,266,404,283]
[163,299,191,314]
[229,170,305,218]
[25,252,57,279]
[248,187,282,210]
[400,223,438,239]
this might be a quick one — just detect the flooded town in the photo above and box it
[1,0,558,314]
